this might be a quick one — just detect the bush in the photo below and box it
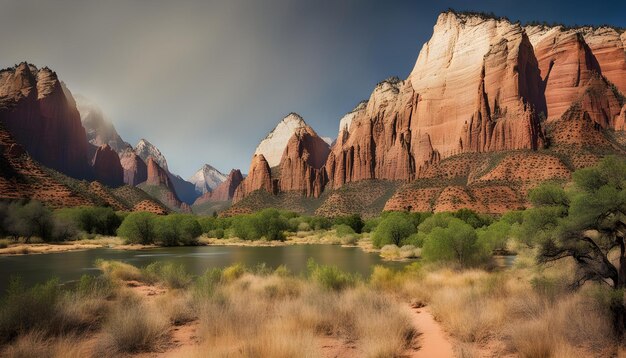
[117,212,157,244]
[452,208,492,228]
[477,220,512,253]
[333,214,364,233]
[222,263,245,282]
[144,262,193,289]
[0,238,11,248]
[0,277,60,342]
[309,216,332,230]
[154,214,201,246]
[334,224,355,237]
[422,218,488,266]
[231,209,289,241]
[307,259,356,291]
[55,206,122,236]
[362,217,380,233]
[2,200,74,242]
[194,268,223,298]
[372,212,417,248]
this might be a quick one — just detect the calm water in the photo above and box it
[0,245,407,295]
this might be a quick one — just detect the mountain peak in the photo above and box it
[254,113,311,167]
[135,138,168,171]
[189,163,228,195]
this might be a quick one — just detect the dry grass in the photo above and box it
[96,294,168,354]
[95,259,144,282]
[375,256,619,357]
[2,331,89,358]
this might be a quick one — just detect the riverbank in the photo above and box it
[0,231,413,262]
[0,237,156,256]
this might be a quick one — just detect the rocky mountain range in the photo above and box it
[228,10,626,216]
[1,10,625,217]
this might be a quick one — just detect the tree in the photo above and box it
[530,157,626,335]
[372,212,417,248]
[421,217,486,265]
[117,212,157,244]
[6,201,56,242]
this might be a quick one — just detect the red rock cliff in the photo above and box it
[0,63,90,179]
[233,155,274,203]
[120,149,148,186]
[92,144,124,187]
[194,169,244,204]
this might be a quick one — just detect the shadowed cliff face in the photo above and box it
[193,169,244,204]
[92,144,124,187]
[0,63,91,179]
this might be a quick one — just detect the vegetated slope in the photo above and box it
[0,124,167,213]
[231,10,626,216]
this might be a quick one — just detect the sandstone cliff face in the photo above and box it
[526,27,623,128]
[194,169,243,204]
[119,149,147,186]
[0,63,90,178]
[279,127,330,197]
[141,158,190,212]
[254,113,308,167]
[92,144,124,187]
[233,155,274,203]
[323,13,547,191]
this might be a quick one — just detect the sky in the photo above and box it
[1,0,625,178]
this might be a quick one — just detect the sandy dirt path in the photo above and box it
[409,305,455,358]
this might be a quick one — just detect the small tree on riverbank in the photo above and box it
[529,157,626,336]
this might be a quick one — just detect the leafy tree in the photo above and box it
[422,217,486,265]
[56,206,122,236]
[6,201,57,242]
[528,157,626,335]
[477,220,512,253]
[333,214,364,233]
[372,212,417,248]
[117,212,157,244]
[452,208,492,228]
[154,214,201,246]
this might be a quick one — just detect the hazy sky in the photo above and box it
[1,0,625,178]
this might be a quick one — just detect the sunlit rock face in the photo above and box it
[0,62,91,179]
[233,154,274,203]
[327,12,546,189]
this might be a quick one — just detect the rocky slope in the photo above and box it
[133,139,198,204]
[193,169,243,204]
[230,11,626,215]
[138,158,190,212]
[0,123,166,213]
[189,164,227,195]
[0,63,91,179]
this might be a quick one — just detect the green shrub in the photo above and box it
[477,220,512,253]
[231,209,288,241]
[309,216,332,230]
[334,224,355,237]
[307,259,356,291]
[452,208,492,229]
[333,214,364,233]
[222,263,245,282]
[0,277,60,342]
[77,274,115,298]
[362,218,380,233]
[422,218,487,266]
[117,212,157,244]
[154,214,201,246]
[3,200,74,242]
[194,268,223,298]
[372,212,417,248]
[144,262,193,289]
[55,206,122,236]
